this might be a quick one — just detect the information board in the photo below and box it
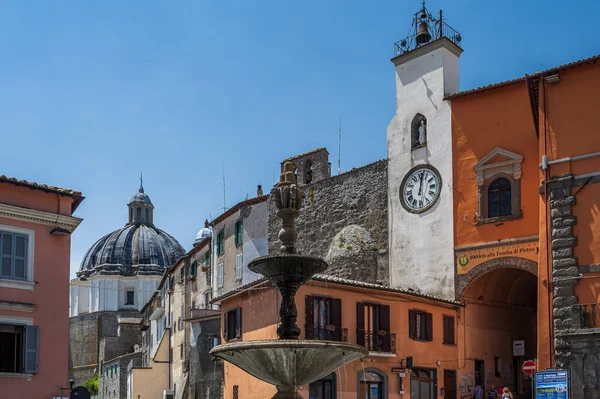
[535,370,569,399]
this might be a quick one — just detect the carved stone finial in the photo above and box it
[272,161,303,254]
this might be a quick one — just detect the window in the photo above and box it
[224,307,242,341]
[217,263,224,288]
[145,208,149,223]
[125,290,135,306]
[0,323,38,374]
[204,251,211,267]
[410,368,435,399]
[1,230,28,281]
[411,113,427,149]
[304,159,313,184]
[488,178,512,217]
[305,296,343,341]
[178,317,182,331]
[409,310,433,341]
[495,356,502,377]
[190,262,197,277]
[443,315,455,345]
[208,335,220,351]
[234,220,243,246]
[235,253,243,281]
[136,207,141,220]
[180,343,184,359]
[216,231,225,256]
[473,147,522,223]
[357,303,394,353]
[309,372,336,399]
[233,385,239,399]
[359,370,386,399]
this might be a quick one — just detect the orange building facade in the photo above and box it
[214,276,462,399]
[450,56,600,397]
[0,176,83,398]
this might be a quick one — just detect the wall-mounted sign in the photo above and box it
[513,340,525,356]
[456,238,539,275]
[535,370,569,399]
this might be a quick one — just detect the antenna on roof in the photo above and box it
[337,114,342,175]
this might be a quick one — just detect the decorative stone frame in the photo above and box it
[473,147,523,224]
[357,367,388,399]
[0,223,35,292]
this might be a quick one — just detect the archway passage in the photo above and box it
[462,267,537,399]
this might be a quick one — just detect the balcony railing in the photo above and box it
[357,329,396,354]
[305,325,348,342]
[580,303,599,328]
[393,20,462,57]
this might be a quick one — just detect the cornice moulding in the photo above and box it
[0,203,82,232]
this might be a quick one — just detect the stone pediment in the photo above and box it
[473,147,523,185]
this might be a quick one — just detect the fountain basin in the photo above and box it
[248,254,328,286]
[210,340,367,388]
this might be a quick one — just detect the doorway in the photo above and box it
[462,266,537,398]
[443,370,456,399]
[410,368,436,399]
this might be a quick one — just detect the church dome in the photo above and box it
[78,180,185,275]
[194,219,212,246]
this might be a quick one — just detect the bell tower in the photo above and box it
[387,3,462,299]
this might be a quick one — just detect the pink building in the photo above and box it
[0,175,83,398]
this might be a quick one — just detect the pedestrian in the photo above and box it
[474,385,484,399]
[487,385,498,399]
[501,387,513,399]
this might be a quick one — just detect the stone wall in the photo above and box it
[268,159,388,284]
[548,174,600,398]
[189,317,224,399]
[99,352,142,399]
[69,311,140,387]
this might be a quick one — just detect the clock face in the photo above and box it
[400,165,442,213]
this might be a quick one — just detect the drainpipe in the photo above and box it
[168,286,172,389]
[540,75,554,366]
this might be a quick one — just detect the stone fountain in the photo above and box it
[210,161,367,399]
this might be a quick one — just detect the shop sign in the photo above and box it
[456,239,539,275]
[513,340,525,356]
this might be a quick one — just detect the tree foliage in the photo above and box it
[83,373,99,395]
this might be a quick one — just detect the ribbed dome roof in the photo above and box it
[194,219,212,245]
[80,224,185,272]
[130,191,152,204]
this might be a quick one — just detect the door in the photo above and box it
[443,370,456,399]
[359,371,383,399]
[410,368,435,399]
[474,359,484,391]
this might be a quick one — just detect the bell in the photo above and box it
[415,21,431,45]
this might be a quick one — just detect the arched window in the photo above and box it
[488,178,512,217]
[136,207,141,221]
[411,114,427,149]
[129,208,133,222]
[358,369,387,399]
[309,372,336,399]
[145,208,149,223]
[304,159,313,184]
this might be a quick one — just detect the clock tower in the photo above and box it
[387,4,462,299]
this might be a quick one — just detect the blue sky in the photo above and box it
[0,0,598,277]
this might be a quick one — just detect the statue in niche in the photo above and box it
[418,120,427,145]
[411,113,427,149]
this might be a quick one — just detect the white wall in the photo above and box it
[70,274,162,316]
[387,41,460,299]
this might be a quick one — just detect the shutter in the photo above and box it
[235,307,242,339]
[380,305,390,332]
[223,311,229,341]
[305,296,315,337]
[448,316,455,344]
[23,325,39,374]
[426,312,433,341]
[356,302,365,346]
[409,310,416,339]
[330,298,342,328]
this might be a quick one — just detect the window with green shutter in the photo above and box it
[1,230,29,281]
[234,220,243,246]
[205,251,210,267]
[217,231,225,256]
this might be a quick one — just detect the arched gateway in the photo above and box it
[459,257,538,398]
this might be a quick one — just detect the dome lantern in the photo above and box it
[128,173,154,225]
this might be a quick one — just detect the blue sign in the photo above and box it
[535,370,569,399]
